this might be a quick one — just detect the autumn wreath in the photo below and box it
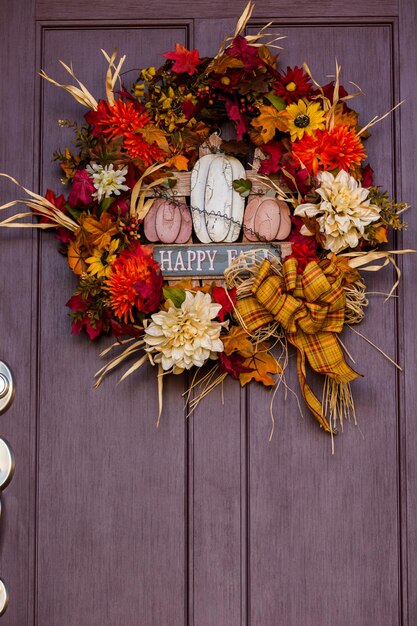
[0,2,410,437]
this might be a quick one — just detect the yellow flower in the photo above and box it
[286,99,326,141]
[86,238,119,278]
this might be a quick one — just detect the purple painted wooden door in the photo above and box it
[0,1,416,624]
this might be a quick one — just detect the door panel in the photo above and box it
[0,1,415,625]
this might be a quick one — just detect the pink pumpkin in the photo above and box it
[144,198,192,244]
[243,197,291,242]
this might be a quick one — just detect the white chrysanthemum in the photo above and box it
[294,170,381,253]
[86,162,129,203]
[144,291,225,373]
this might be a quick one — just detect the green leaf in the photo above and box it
[163,287,186,307]
[100,197,116,213]
[266,93,287,111]
[232,178,252,197]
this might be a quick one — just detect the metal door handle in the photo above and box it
[0,579,9,616]
[0,363,14,415]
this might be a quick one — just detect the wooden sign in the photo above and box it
[153,242,292,278]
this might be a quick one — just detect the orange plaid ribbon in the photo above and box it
[236,257,360,431]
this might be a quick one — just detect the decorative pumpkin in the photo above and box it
[144,198,192,244]
[243,196,292,242]
[190,153,246,243]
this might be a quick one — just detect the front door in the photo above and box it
[0,1,416,624]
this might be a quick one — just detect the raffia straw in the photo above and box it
[343,249,416,301]
[322,377,356,454]
[347,325,402,371]
[343,279,368,325]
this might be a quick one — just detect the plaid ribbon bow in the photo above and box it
[236,257,360,431]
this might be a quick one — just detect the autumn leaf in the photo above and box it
[239,344,281,387]
[137,125,170,153]
[82,213,119,249]
[67,238,89,276]
[212,286,237,321]
[162,43,200,75]
[167,154,189,171]
[222,326,253,358]
[218,352,253,380]
[251,105,289,144]
[208,54,244,75]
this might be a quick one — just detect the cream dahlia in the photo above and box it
[144,291,225,373]
[294,170,381,253]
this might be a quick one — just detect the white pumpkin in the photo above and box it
[190,153,246,243]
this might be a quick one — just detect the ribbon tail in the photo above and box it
[293,343,332,433]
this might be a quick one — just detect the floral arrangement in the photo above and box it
[0,2,410,437]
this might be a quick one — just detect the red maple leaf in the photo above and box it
[162,43,200,75]
[219,352,253,380]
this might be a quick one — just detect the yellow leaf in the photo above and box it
[251,105,289,144]
[239,344,280,387]
[137,125,170,153]
[167,154,189,171]
[222,326,253,358]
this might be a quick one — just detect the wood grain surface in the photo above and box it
[0,1,415,625]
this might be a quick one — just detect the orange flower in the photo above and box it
[102,100,166,165]
[292,126,366,175]
[105,243,162,323]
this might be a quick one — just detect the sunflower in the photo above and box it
[292,126,366,175]
[285,100,326,141]
[273,66,313,104]
[86,238,120,278]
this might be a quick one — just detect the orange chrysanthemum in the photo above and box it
[102,100,166,165]
[292,125,366,175]
[105,243,163,323]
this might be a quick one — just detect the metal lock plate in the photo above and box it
[0,363,15,415]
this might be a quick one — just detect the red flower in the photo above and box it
[66,294,104,340]
[286,242,319,273]
[68,169,95,208]
[85,99,111,137]
[105,243,163,323]
[226,36,263,71]
[163,43,200,75]
[225,100,248,140]
[258,141,286,175]
[212,286,237,321]
[273,66,313,104]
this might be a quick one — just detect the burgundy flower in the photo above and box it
[68,169,95,208]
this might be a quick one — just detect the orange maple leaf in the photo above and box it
[251,105,289,144]
[82,213,119,250]
[222,326,254,358]
[137,125,170,153]
[167,154,189,171]
[239,344,281,387]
